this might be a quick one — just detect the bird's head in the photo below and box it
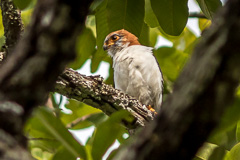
[103,29,140,56]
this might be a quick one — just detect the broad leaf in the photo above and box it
[145,0,159,28]
[52,146,76,160]
[91,110,131,160]
[225,143,240,160]
[150,0,189,36]
[31,148,53,160]
[154,47,188,81]
[196,0,222,19]
[61,100,101,130]
[13,0,32,10]
[28,107,87,159]
[208,146,227,160]
[149,28,160,47]
[172,28,197,52]
[212,98,240,134]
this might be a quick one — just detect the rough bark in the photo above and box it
[0,0,23,56]
[114,0,240,159]
[55,68,154,128]
[0,0,93,159]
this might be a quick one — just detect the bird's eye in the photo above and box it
[112,35,119,41]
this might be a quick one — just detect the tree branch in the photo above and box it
[189,12,207,19]
[55,68,154,129]
[0,0,23,56]
[114,0,240,159]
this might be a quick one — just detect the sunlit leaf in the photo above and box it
[209,124,237,151]
[236,121,240,142]
[199,18,212,32]
[208,146,227,160]
[25,118,61,153]
[86,15,97,37]
[21,9,33,26]
[149,28,160,47]
[29,107,87,159]
[86,112,108,126]
[192,157,204,160]
[31,148,53,160]
[0,10,5,49]
[144,0,159,28]
[196,0,222,19]
[172,28,197,52]
[225,143,240,160]
[61,100,101,130]
[91,110,130,160]
[85,144,93,160]
[150,0,189,36]
[154,47,188,81]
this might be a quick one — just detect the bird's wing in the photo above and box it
[127,45,163,110]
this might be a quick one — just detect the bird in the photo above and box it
[103,29,163,112]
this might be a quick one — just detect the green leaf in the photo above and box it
[172,28,197,52]
[93,0,145,72]
[107,149,118,160]
[69,27,96,70]
[31,148,53,160]
[25,118,61,153]
[199,18,211,32]
[192,157,204,160]
[144,0,159,28]
[86,113,108,126]
[61,100,101,130]
[13,0,32,10]
[149,28,160,47]
[31,107,87,159]
[236,121,240,142]
[138,22,150,46]
[21,8,34,26]
[196,0,222,19]
[213,98,240,134]
[91,110,130,160]
[154,47,188,81]
[52,146,76,160]
[86,15,97,37]
[150,0,189,36]
[208,146,227,160]
[225,143,240,160]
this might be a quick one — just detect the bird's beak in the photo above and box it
[103,45,108,51]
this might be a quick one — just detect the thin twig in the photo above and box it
[189,12,208,19]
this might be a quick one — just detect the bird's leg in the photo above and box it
[147,105,157,115]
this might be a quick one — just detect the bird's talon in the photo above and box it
[147,105,157,115]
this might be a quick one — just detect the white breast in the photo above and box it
[110,45,163,110]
